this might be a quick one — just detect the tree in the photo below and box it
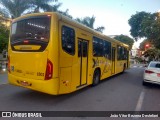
[0,0,31,18]
[139,39,151,51]
[75,16,105,33]
[148,13,160,49]
[47,2,62,12]
[58,9,73,19]
[95,26,105,33]
[143,48,160,62]
[29,0,58,13]
[27,0,72,19]
[114,34,134,50]
[128,11,152,39]
[75,16,95,29]
[0,23,9,52]
[128,11,160,49]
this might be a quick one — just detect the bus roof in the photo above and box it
[12,12,129,48]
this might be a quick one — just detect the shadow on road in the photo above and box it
[8,72,128,102]
[6,84,93,106]
[143,83,160,90]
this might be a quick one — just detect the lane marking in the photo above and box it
[133,66,138,68]
[135,89,145,111]
[132,89,145,120]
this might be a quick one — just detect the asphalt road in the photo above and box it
[0,72,8,85]
[0,66,160,120]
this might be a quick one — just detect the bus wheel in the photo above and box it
[92,69,100,86]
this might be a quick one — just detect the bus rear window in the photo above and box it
[11,16,51,51]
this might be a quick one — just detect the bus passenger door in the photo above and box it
[112,47,116,74]
[77,39,88,87]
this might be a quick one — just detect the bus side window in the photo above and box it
[62,26,75,55]
[103,40,111,60]
[93,37,103,57]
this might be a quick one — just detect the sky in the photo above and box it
[58,0,160,48]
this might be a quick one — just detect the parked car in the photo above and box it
[143,61,160,85]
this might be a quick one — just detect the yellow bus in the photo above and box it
[8,12,129,95]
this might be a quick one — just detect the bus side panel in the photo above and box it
[86,34,94,85]
[58,22,94,94]
[116,60,124,73]
[48,13,60,79]
[59,67,72,94]
[115,45,129,74]
[58,22,73,94]
[100,59,112,80]
[72,28,93,88]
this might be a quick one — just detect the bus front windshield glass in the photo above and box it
[11,16,51,43]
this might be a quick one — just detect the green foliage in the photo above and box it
[139,39,149,51]
[135,56,144,63]
[75,16,95,29]
[143,48,160,61]
[0,23,9,52]
[48,2,62,12]
[29,0,57,13]
[128,11,151,39]
[0,0,59,18]
[58,9,73,19]
[114,34,134,50]
[0,0,31,18]
[75,16,105,33]
[95,26,105,33]
[128,11,160,49]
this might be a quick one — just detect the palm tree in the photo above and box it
[29,0,58,13]
[95,26,105,33]
[75,16,105,33]
[0,0,30,18]
[47,2,62,12]
[82,16,95,29]
[0,8,9,18]
[58,9,73,19]
[76,16,95,29]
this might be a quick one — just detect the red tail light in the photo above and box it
[23,40,29,44]
[157,73,160,77]
[145,70,154,74]
[8,56,11,73]
[45,59,53,80]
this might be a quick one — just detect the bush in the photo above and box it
[135,56,144,63]
[0,23,9,53]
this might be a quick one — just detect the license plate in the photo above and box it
[20,81,31,86]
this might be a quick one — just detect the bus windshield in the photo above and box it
[11,16,51,43]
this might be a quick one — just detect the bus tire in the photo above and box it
[92,69,100,86]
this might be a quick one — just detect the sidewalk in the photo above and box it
[0,73,8,85]
[0,54,8,84]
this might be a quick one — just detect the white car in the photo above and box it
[143,61,160,85]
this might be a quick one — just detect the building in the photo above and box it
[0,15,11,27]
[130,43,142,57]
